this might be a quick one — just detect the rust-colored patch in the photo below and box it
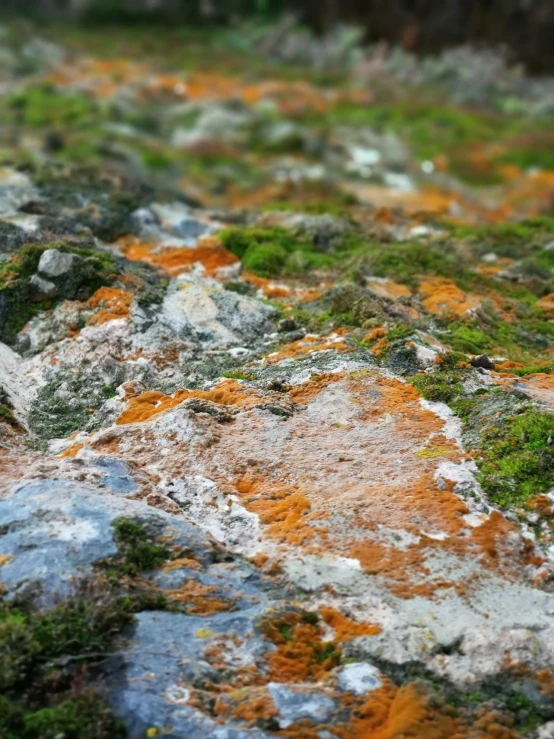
[320,606,381,640]
[366,279,411,300]
[115,379,261,425]
[537,293,554,313]
[262,611,342,683]
[118,235,239,278]
[87,287,133,325]
[344,682,464,739]
[165,580,233,614]
[59,442,84,458]
[419,278,479,315]
[265,334,351,364]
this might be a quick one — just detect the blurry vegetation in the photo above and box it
[219,225,366,277]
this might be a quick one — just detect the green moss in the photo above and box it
[443,313,552,364]
[449,323,490,355]
[448,217,554,259]
[478,409,554,507]
[221,369,257,380]
[111,518,170,576]
[512,363,554,376]
[359,241,461,288]
[410,370,465,404]
[0,594,134,693]
[0,694,125,739]
[262,198,354,220]
[314,642,341,666]
[278,624,293,641]
[0,241,117,345]
[0,576,167,739]
[0,403,15,421]
[243,243,288,277]
[218,225,364,278]
[301,610,319,626]
[3,84,98,128]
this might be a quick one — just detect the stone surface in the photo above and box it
[38,248,81,278]
[2,24,554,739]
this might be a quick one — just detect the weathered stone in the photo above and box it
[0,479,216,604]
[267,684,336,728]
[38,248,81,278]
[337,662,382,695]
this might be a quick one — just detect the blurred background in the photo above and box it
[1,0,554,224]
[2,0,554,73]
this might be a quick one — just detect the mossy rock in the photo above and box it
[0,241,117,345]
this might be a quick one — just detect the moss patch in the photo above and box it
[219,225,364,278]
[0,588,130,739]
[477,409,554,507]
[0,241,117,345]
[110,518,170,577]
[410,369,465,404]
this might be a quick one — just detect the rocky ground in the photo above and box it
[1,23,554,739]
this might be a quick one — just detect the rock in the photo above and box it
[257,211,354,253]
[337,662,382,695]
[267,684,336,729]
[470,354,495,370]
[0,479,215,605]
[278,317,298,332]
[38,248,81,278]
[29,273,59,299]
[95,457,138,494]
[106,609,272,738]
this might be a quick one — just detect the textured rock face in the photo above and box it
[2,24,554,739]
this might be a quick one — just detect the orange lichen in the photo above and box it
[537,293,554,313]
[165,580,233,614]
[370,336,389,356]
[365,279,411,300]
[214,690,278,724]
[345,683,464,739]
[320,606,381,641]
[59,442,84,458]
[287,372,345,404]
[87,287,133,325]
[262,612,341,683]
[118,235,239,277]
[265,334,351,364]
[162,557,201,571]
[496,361,525,371]
[115,379,261,424]
[364,326,387,343]
[419,278,479,315]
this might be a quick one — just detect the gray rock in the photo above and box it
[29,273,59,299]
[0,479,215,604]
[267,683,336,728]
[337,662,382,696]
[95,458,138,494]
[106,609,271,738]
[38,248,81,278]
